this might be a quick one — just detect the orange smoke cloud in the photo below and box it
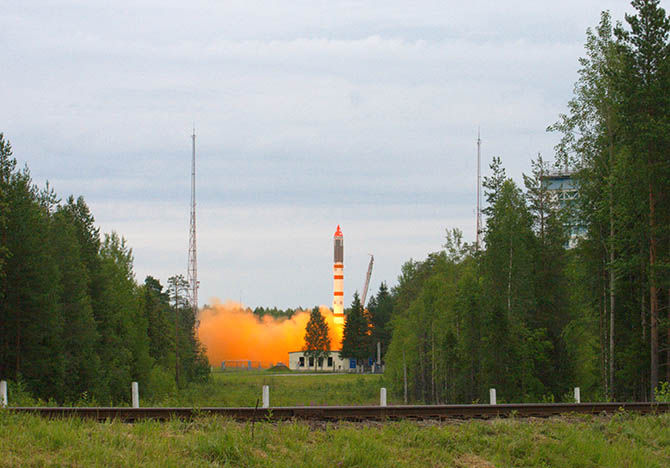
[197,300,343,366]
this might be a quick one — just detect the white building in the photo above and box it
[288,350,357,372]
[541,170,586,248]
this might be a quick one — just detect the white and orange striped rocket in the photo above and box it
[333,225,345,326]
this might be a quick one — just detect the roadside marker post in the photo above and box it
[132,382,139,408]
[262,385,269,408]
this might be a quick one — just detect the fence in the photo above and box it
[220,360,284,371]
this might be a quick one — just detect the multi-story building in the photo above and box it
[541,170,586,248]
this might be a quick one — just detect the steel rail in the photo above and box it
[3,402,669,422]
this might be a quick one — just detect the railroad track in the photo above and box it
[4,402,669,422]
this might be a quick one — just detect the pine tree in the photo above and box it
[303,306,330,370]
[523,155,573,396]
[0,134,14,287]
[96,232,147,403]
[51,208,101,402]
[550,10,625,399]
[482,174,540,398]
[1,160,63,399]
[140,276,174,367]
[340,292,370,369]
[615,0,670,399]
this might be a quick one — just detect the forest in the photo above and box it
[362,1,669,403]
[0,135,210,404]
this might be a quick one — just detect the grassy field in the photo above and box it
[152,370,394,407]
[2,372,669,467]
[1,411,668,467]
[2,370,393,408]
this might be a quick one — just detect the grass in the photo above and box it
[2,373,668,466]
[148,370,394,407]
[0,411,668,467]
[2,369,393,408]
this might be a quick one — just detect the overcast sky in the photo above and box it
[2,1,635,309]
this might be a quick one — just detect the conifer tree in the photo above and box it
[51,209,101,401]
[140,276,174,367]
[303,306,330,370]
[340,292,370,369]
[1,158,63,399]
[615,0,670,398]
[367,283,394,362]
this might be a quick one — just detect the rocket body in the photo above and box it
[333,225,344,326]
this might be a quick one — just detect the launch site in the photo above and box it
[1,1,670,466]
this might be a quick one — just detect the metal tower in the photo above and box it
[187,129,199,314]
[476,128,482,250]
[360,254,374,308]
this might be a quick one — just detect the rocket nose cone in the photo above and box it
[334,225,343,237]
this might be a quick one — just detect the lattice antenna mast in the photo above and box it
[187,128,199,314]
[476,128,482,250]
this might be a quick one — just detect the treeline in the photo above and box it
[550,2,670,399]
[339,283,394,365]
[379,1,669,403]
[385,156,576,403]
[0,135,209,404]
[252,306,300,319]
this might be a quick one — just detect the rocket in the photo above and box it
[333,225,344,326]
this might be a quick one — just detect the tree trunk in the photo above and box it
[15,297,20,375]
[507,238,513,315]
[641,260,646,342]
[600,268,608,398]
[649,181,658,400]
[15,319,20,376]
[667,289,670,383]
[174,287,180,388]
[431,325,436,404]
[402,348,408,404]
[608,131,615,398]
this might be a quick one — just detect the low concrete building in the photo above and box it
[288,350,356,372]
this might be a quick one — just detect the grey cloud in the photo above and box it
[1,1,634,307]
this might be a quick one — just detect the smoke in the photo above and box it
[197,299,343,366]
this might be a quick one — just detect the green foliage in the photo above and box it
[253,306,299,319]
[367,282,394,361]
[384,3,670,404]
[145,366,178,401]
[548,1,670,400]
[654,382,670,402]
[340,292,371,366]
[0,410,668,467]
[303,306,331,370]
[0,134,209,404]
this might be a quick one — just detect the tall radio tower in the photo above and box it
[187,128,199,314]
[476,128,482,250]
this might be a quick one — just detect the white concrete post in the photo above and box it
[131,381,139,408]
[1,380,7,407]
[262,385,269,408]
[574,387,581,403]
[380,387,387,407]
[489,388,497,405]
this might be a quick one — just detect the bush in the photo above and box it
[145,366,177,402]
[654,381,670,402]
[3,379,38,406]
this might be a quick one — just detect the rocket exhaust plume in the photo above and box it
[197,300,342,366]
